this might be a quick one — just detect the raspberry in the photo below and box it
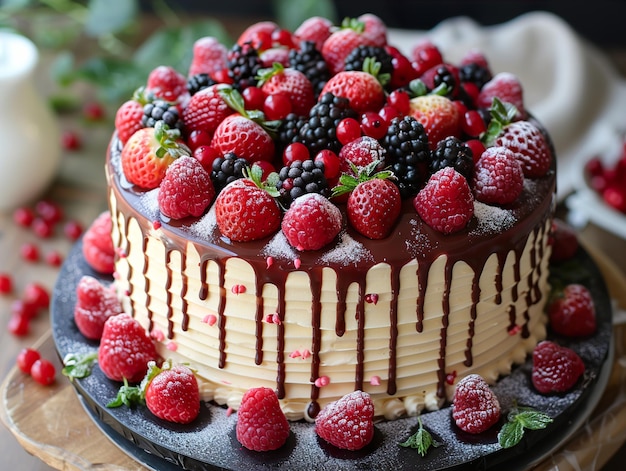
[473,146,524,204]
[549,219,579,262]
[477,72,525,117]
[82,211,115,274]
[157,156,215,220]
[146,65,187,103]
[281,193,342,251]
[338,135,386,175]
[532,340,585,394]
[414,167,474,234]
[452,374,501,434]
[494,120,552,178]
[145,364,200,424]
[74,275,123,340]
[548,284,596,337]
[236,387,290,451]
[315,390,374,451]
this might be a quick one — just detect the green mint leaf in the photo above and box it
[498,420,524,449]
[61,352,99,381]
[515,410,553,430]
[107,378,144,408]
[399,417,439,457]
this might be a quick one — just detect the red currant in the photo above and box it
[35,200,63,224]
[24,282,50,310]
[20,243,39,262]
[45,250,63,267]
[462,110,487,138]
[212,68,232,84]
[461,82,480,105]
[13,206,35,227]
[8,314,29,336]
[11,299,39,320]
[336,117,361,145]
[360,112,388,140]
[242,86,266,110]
[603,186,626,213]
[249,30,273,50]
[30,359,56,386]
[0,273,13,294]
[64,220,83,240]
[192,145,220,172]
[465,139,486,163]
[411,40,443,76]
[32,217,54,238]
[263,93,292,120]
[379,105,401,125]
[282,142,310,166]
[187,129,213,150]
[17,348,41,374]
[386,89,410,115]
[61,130,81,150]
[314,150,341,182]
[83,102,105,121]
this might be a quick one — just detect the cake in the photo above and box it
[104,14,556,423]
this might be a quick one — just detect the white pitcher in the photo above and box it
[0,31,60,212]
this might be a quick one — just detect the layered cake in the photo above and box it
[105,14,556,422]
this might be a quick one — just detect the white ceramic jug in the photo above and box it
[0,31,61,212]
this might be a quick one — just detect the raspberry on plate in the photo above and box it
[452,374,501,434]
[315,390,374,451]
[236,387,290,451]
[548,284,596,337]
[473,145,524,205]
[281,193,342,251]
[145,363,200,424]
[532,340,585,394]
[414,167,474,234]
[82,211,116,275]
[74,275,123,340]
[549,219,579,262]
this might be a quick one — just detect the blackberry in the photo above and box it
[297,92,358,155]
[277,159,328,208]
[227,42,263,92]
[431,65,458,97]
[429,137,474,181]
[289,41,330,98]
[382,116,430,198]
[141,100,184,132]
[210,152,248,191]
[459,62,492,89]
[277,113,307,150]
[187,73,216,96]
[344,45,393,77]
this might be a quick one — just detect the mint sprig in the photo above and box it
[481,97,519,147]
[399,417,440,457]
[62,351,98,381]
[498,402,553,449]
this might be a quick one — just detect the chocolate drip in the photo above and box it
[254,272,264,365]
[275,278,287,399]
[217,260,227,369]
[415,265,426,333]
[495,252,506,305]
[309,270,323,413]
[387,265,401,395]
[335,275,347,337]
[180,251,189,331]
[165,248,174,339]
[355,280,366,392]
[436,260,454,398]
[199,259,209,300]
[464,269,481,367]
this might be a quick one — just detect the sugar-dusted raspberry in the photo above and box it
[338,135,386,175]
[477,72,525,117]
[236,387,290,451]
[452,374,501,434]
[281,193,342,251]
[548,284,596,337]
[473,146,524,205]
[549,219,579,262]
[82,211,115,274]
[495,120,551,178]
[315,390,374,450]
[532,340,585,394]
[74,275,123,340]
[414,167,474,234]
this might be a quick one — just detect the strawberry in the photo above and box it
[146,65,188,103]
[74,275,123,340]
[532,340,585,394]
[321,18,378,75]
[214,166,281,242]
[473,145,524,205]
[157,156,215,219]
[320,59,386,115]
[494,120,552,178]
[548,284,596,337]
[259,47,291,68]
[359,13,387,47]
[182,83,234,138]
[236,21,279,50]
[114,88,151,145]
[293,16,333,51]
[452,374,501,434]
[82,211,115,274]
[315,390,374,451]
[258,63,315,116]
[414,167,474,234]
[212,113,275,163]
[98,313,159,383]
[477,72,525,118]
[333,161,401,239]
[188,36,228,77]
[236,387,290,451]
[143,362,200,424]
[121,122,190,190]
[549,219,579,262]
[338,136,386,174]
[281,193,342,250]
[409,94,460,150]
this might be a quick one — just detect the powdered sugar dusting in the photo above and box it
[187,205,218,242]
[471,202,517,234]
[138,189,160,221]
[319,231,373,266]
[262,230,298,260]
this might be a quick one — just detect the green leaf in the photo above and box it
[272,0,338,32]
[107,378,143,408]
[498,420,524,449]
[498,402,553,449]
[514,410,553,430]
[84,0,138,37]
[399,417,439,457]
[61,352,98,380]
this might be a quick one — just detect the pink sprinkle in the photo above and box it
[301,349,311,359]
[115,247,127,258]
[508,324,522,336]
[289,350,302,358]
[294,258,301,269]
[446,370,457,385]
[151,328,165,341]
[166,341,178,351]
[365,293,379,304]
[370,375,381,386]
[113,271,120,279]
[153,220,161,230]
[202,314,217,326]
[314,376,330,388]
[222,379,231,385]
[231,284,246,295]
[266,256,274,268]
[226,407,233,417]
[265,313,281,325]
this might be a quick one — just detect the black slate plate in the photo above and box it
[51,240,613,471]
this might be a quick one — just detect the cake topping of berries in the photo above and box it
[414,167,474,234]
[477,72,525,118]
[282,193,342,251]
[409,93,461,150]
[146,65,188,103]
[227,41,263,92]
[531,340,585,394]
[429,136,474,181]
[494,119,551,178]
[236,387,290,451]
[452,374,501,434]
[315,390,374,450]
[277,158,329,208]
[473,145,524,205]
[74,275,123,340]
[548,284,596,337]
[210,151,248,192]
[141,99,184,132]
[289,40,331,97]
